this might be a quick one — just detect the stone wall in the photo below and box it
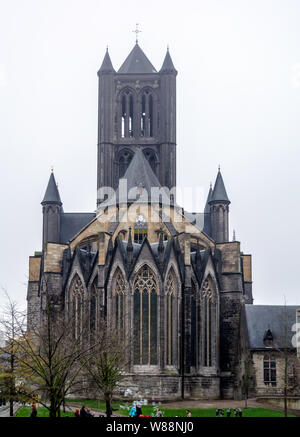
[252,351,300,396]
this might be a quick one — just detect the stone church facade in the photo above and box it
[27,42,299,400]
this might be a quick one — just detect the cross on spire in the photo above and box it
[132,23,142,44]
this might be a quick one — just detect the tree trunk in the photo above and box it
[244,394,248,409]
[284,386,287,418]
[9,398,14,417]
[105,393,111,418]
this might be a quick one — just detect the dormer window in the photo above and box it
[263,329,274,347]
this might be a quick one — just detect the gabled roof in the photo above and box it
[245,305,298,349]
[98,49,115,74]
[123,149,161,196]
[210,170,230,204]
[41,172,62,205]
[118,44,157,74]
[160,49,177,74]
[102,149,170,206]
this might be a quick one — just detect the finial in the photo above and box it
[218,164,221,172]
[167,44,169,51]
[51,166,54,173]
[106,45,108,52]
[132,23,142,44]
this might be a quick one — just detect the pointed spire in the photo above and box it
[204,184,213,214]
[160,48,177,74]
[98,49,115,75]
[107,235,113,255]
[127,227,133,265]
[41,172,62,205]
[209,169,230,204]
[232,229,236,242]
[158,228,164,267]
[196,239,202,269]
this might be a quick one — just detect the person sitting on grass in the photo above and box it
[74,408,80,417]
[156,408,163,417]
[186,410,192,417]
[136,404,142,417]
[86,408,94,418]
[226,408,231,417]
[80,405,87,418]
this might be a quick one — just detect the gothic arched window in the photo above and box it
[70,275,84,340]
[113,268,126,340]
[120,90,134,138]
[165,269,177,366]
[201,279,215,367]
[90,279,98,335]
[143,149,157,175]
[140,90,155,138]
[133,265,159,365]
[191,280,197,368]
[118,149,134,179]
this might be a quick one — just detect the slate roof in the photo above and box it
[41,173,62,205]
[245,304,299,349]
[101,149,171,207]
[210,170,230,203]
[118,44,157,74]
[184,212,205,232]
[98,49,115,74]
[203,186,213,236]
[60,213,96,243]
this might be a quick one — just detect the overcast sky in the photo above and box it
[0,0,299,309]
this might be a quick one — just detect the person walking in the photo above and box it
[30,403,37,418]
[129,405,137,417]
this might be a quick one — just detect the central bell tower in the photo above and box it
[97,43,177,205]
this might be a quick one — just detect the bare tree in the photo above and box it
[241,356,253,409]
[84,322,128,418]
[15,293,99,417]
[273,301,299,417]
[0,288,26,416]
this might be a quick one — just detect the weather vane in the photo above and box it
[132,23,141,44]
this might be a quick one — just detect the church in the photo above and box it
[27,40,300,400]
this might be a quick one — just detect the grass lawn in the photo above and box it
[15,406,75,417]
[66,399,295,417]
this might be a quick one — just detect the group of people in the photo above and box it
[129,405,164,417]
[129,404,143,417]
[216,408,242,417]
[75,406,95,418]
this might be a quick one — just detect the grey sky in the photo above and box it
[0,0,299,308]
